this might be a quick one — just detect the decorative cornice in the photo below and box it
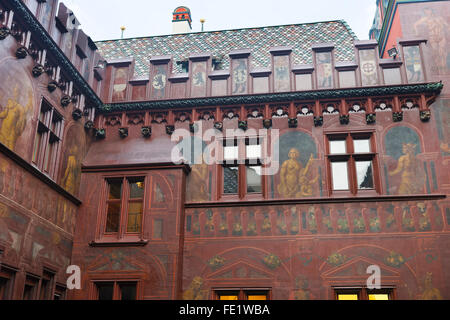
[8,0,102,107]
[99,82,443,114]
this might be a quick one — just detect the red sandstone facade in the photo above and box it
[0,0,449,301]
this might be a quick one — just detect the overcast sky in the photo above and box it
[61,0,377,41]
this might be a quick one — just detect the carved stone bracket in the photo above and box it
[238,120,248,131]
[72,109,83,121]
[339,114,349,125]
[84,120,94,130]
[141,126,152,138]
[47,80,58,93]
[214,121,223,131]
[15,46,27,59]
[420,110,431,122]
[61,95,72,107]
[95,128,106,139]
[263,119,272,129]
[119,127,128,138]
[393,111,403,122]
[314,116,323,127]
[0,26,10,40]
[366,113,376,124]
[166,125,175,135]
[288,118,298,128]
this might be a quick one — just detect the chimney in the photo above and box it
[172,6,192,34]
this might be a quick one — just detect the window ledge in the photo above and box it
[89,239,149,247]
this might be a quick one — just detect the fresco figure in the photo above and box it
[187,155,209,202]
[0,87,33,151]
[389,143,424,195]
[183,276,208,300]
[278,148,303,198]
[61,145,80,195]
[420,272,442,300]
[298,154,319,197]
[414,8,449,73]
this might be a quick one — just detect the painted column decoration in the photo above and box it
[189,53,210,98]
[270,46,292,93]
[230,49,251,95]
[312,43,335,90]
[149,55,171,100]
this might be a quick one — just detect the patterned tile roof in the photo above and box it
[96,20,358,77]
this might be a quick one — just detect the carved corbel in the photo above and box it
[72,109,83,121]
[141,126,152,138]
[0,26,10,40]
[15,46,28,59]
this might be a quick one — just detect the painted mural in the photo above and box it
[274,132,319,198]
[151,65,167,99]
[385,126,426,195]
[178,137,211,202]
[191,61,207,97]
[112,67,128,101]
[316,52,333,89]
[403,45,424,83]
[0,58,34,155]
[60,124,86,196]
[273,55,290,92]
[232,59,248,95]
[359,49,378,86]
[413,7,449,75]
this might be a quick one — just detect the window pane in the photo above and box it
[106,202,121,233]
[223,166,239,194]
[127,202,143,233]
[0,278,8,300]
[119,283,137,301]
[353,139,371,153]
[338,294,359,300]
[219,295,239,300]
[129,179,145,199]
[246,144,261,159]
[247,166,262,193]
[97,283,114,300]
[248,295,267,300]
[331,162,349,190]
[108,181,123,199]
[224,145,239,161]
[329,140,346,154]
[369,294,389,300]
[356,161,374,189]
[32,132,42,163]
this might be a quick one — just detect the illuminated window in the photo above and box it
[335,288,393,300]
[215,289,270,300]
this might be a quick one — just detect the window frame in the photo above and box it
[32,98,64,180]
[219,137,265,200]
[0,265,16,300]
[325,131,380,196]
[99,174,148,242]
[334,287,395,300]
[91,279,141,300]
[214,288,271,300]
